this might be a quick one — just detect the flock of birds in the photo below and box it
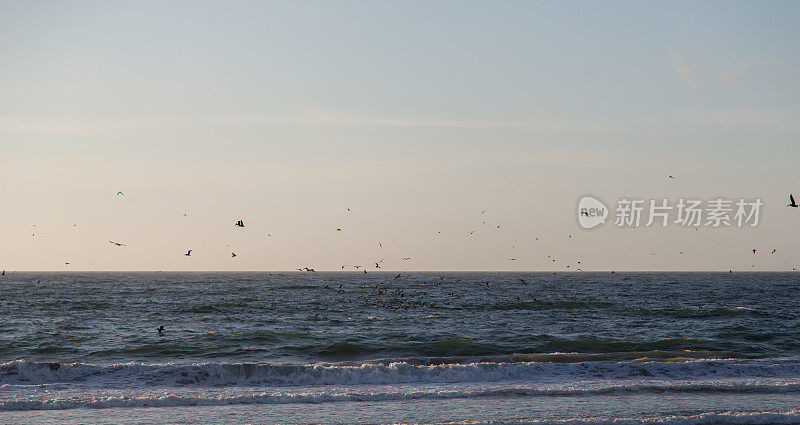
[3,188,799,275]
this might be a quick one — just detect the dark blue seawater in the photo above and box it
[1,272,799,424]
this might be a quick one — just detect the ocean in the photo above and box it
[1,271,799,424]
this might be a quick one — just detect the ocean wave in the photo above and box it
[511,350,747,363]
[3,383,800,411]
[2,358,800,388]
[435,410,800,425]
[624,306,763,318]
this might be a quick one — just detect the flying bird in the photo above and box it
[771,249,777,254]
[668,175,675,179]
[109,241,126,247]
[185,250,192,256]
[116,191,124,196]
[337,228,342,231]
[752,249,757,254]
[235,220,245,228]
[231,252,237,258]
[789,194,798,208]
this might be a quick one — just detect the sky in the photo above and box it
[1,0,799,271]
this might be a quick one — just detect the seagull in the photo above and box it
[109,241,126,247]
[337,228,342,231]
[668,175,675,179]
[401,257,411,260]
[481,210,486,214]
[235,220,245,228]
[157,325,164,335]
[789,194,798,208]
[752,249,757,254]
[771,249,777,254]
[116,191,124,196]
[231,252,237,258]
[375,262,381,269]
[185,250,192,256]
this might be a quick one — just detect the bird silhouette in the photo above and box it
[109,241,126,247]
[235,220,245,227]
[789,194,798,208]
[231,252,237,258]
[185,250,192,256]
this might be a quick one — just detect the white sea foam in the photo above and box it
[3,359,800,411]
[2,358,800,387]
[3,379,800,412]
[435,410,800,425]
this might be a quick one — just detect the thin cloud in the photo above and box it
[719,63,751,84]
[670,50,695,88]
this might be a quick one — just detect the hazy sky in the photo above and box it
[2,0,799,271]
